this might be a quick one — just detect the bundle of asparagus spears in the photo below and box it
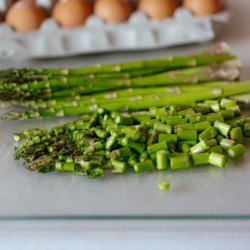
[1,42,249,120]
[1,42,250,178]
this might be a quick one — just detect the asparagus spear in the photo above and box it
[2,81,250,120]
[231,94,250,104]
[0,42,235,84]
[0,60,240,102]
[14,81,245,110]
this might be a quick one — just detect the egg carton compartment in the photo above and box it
[0,5,230,59]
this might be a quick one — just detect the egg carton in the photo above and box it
[0,6,229,59]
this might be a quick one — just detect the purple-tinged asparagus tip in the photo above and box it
[211,42,232,55]
[219,59,242,69]
[212,68,239,81]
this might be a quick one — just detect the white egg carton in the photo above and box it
[0,6,229,59]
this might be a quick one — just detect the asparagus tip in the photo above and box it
[211,42,231,55]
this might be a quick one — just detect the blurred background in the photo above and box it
[0,0,249,75]
[0,0,235,58]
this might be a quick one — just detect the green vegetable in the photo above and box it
[156,150,169,170]
[177,130,197,141]
[209,152,227,168]
[228,144,245,159]
[134,160,154,173]
[170,153,190,170]
[199,127,217,141]
[191,141,208,154]
[230,127,243,144]
[158,181,170,191]
[11,101,249,178]
[220,138,236,149]
[192,153,209,165]
[214,120,231,137]
[158,134,177,144]
[4,43,249,179]
[147,141,168,154]
[111,159,127,173]
[209,145,223,154]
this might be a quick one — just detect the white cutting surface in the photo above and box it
[0,0,250,218]
[0,117,250,217]
[0,2,250,249]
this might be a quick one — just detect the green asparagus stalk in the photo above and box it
[0,42,235,84]
[11,81,241,110]
[0,60,240,102]
[231,94,250,104]
[2,81,250,120]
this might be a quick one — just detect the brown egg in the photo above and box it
[94,0,133,23]
[6,1,46,32]
[52,0,93,28]
[20,0,36,4]
[138,0,179,20]
[184,0,223,16]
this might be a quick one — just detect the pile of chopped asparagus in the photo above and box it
[13,100,250,177]
[0,42,250,177]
